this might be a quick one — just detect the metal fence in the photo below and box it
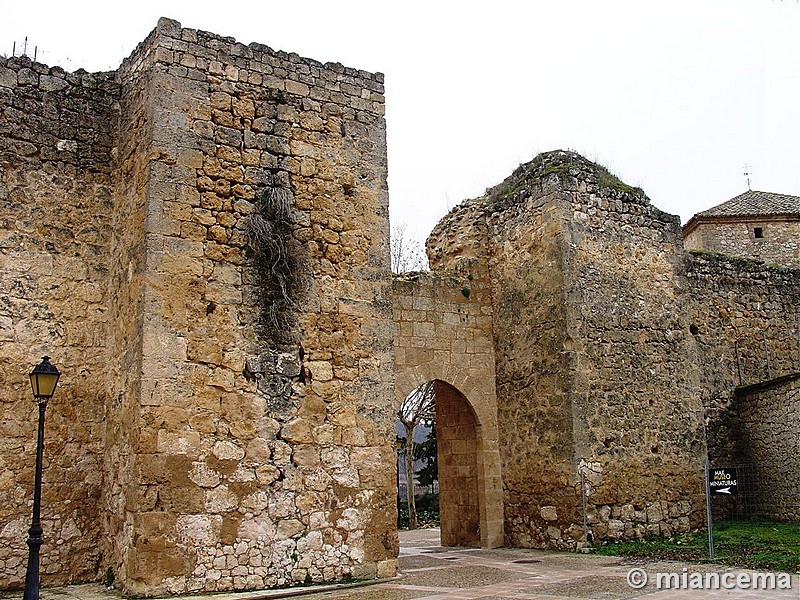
[710,462,790,523]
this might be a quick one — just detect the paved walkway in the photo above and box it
[5,528,798,600]
[317,528,798,599]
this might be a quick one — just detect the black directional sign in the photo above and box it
[709,467,738,496]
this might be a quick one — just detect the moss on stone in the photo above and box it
[481,150,646,210]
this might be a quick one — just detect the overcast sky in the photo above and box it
[2,1,799,248]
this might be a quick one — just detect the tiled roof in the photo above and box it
[696,190,800,218]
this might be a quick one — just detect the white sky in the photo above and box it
[2,0,799,248]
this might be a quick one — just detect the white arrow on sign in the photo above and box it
[716,487,732,494]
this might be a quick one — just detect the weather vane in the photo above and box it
[743,164,752,191]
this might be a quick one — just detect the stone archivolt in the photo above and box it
[1,19,798,598]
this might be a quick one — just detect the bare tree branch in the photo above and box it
[391,222,428,273]
[397,381,435,529]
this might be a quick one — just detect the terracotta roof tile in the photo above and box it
[697,190,800,218]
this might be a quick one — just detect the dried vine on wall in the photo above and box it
[246,186,300,346]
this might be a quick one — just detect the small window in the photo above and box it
[754,227,764,239]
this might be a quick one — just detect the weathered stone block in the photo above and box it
[157,430,202,457]
[540,506,558,521]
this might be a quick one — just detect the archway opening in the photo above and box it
[396,379,481,547]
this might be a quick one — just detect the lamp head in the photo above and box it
[29,356,60,402]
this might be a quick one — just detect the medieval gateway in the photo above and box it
[1,18,798,596]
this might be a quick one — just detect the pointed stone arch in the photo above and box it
[395,364,504,548]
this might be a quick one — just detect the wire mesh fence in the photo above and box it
[710,462,789,524]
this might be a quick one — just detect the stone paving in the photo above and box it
[318,529,800,600]
[3,528,797,600]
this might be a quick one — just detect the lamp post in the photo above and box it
[23,356,60,600]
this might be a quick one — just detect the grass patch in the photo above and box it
[594,520,800,572]
[482,150,645,209]
[597,168,642,195]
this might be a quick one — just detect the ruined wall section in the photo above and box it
[558,157,706,542]
[686,252,800,465]
[112,19,394,596]
[484,187,576,549]
[427,165,577,549]
[426,151,707,549]
[0,57,119,586]
[426,201,491,277]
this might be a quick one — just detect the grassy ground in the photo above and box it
[594,520,800,573]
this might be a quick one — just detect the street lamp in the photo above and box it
[23,356,60,600]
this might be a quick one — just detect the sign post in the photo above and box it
[704,459,714,560]
[705,465,739,560]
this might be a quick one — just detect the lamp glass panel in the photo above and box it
[30,372,60,398]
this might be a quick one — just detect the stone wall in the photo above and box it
[0,56,120,585]
[687,252,800,389]
[391,270,504,548]
[684,219,800,269]
[1,17,397,595]
[732,374,800,520]
[686,251,800,465]
[482,190,579,549]
[434,381,480,547]
[105,18,395,596]
[559,158,707,541]
[101,23,160,588]
[426,151,707,549]
[392,270,495,411]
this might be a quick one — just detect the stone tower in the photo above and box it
[0,17,397,595]
[426,150,708,546]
